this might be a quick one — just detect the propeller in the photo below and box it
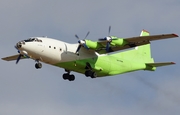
[16,54,22,64]
[14,46,22,64]
[14,45,29,64]
[75,31,90,54]
[108,26,111,36]
[99,26,112,52]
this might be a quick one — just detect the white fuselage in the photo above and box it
[18,37,98,65]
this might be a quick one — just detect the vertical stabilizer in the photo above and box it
[115,29,154,63]
[138,29,152,59]
[140,29,150,36]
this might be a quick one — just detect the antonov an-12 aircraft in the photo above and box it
[2,27,178,81]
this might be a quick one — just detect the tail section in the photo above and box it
[117,29,153,63]
[139,30,175,70]
[116,29,176,71]
[129,29,154,63]
[137,30,152,60]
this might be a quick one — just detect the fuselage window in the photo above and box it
[49,46,51,48]
[54,47,56,49]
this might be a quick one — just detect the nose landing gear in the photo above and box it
[35,60,42,69]
[35,62,42,69]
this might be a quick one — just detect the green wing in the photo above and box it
[94,33,178,53]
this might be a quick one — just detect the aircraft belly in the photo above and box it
[54,55,147,77]
[102,56,146,76]
[54,57,111,76]
[94,57,111,76]
[106,58,132,76]
[108,60,146,75]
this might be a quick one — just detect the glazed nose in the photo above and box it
[16,41,25,48]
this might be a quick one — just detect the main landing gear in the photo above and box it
[85,70,97,78]
[84,62,97,78]
[62,69,96,81]
[62,69,75,81]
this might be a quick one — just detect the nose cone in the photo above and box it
[16,41,25,48]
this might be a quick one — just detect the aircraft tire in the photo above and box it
[85,70,92,77]
[68,75,75,81]
[35,63,42,69]
[63,73,69,80]
[63,74,75,81]
[90,72,97,78]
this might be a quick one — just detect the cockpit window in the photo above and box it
[24,38,42,42]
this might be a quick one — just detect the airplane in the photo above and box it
[2,27,179,81]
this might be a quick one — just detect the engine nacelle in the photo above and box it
[111,36,128,46]
[85,40,102,49]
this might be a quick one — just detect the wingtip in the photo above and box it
[1,57,5,60]
[172,33,179,37]
[171,62,176,64]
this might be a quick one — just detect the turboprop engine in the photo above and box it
[110,36,128,46]
[75,32,102,54]
[99,36,129,52]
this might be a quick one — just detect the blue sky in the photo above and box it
[0,0,180,115]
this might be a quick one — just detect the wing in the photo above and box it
[96,33,178,53]
[125,33,178,42]
[2,54,27,61]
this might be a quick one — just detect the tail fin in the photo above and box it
[140,30,176,70]
[140,29,150,36]
[135,30,153,63]
[118,30,153,63]
[118,30,175,71]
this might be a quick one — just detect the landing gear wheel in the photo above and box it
[35,63,42,69]
[85,70,97,78]
[62,73,75,81]
[63,73,69,80]
[85,70,93,77]
[69,75,75,81]
[90,72,97,78]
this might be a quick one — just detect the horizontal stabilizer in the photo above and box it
[146,62,175,67]
[2,54,27,61]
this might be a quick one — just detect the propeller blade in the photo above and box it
[108,26,111,36]
[106,42,110,52]
[14,45,18,50]
[75,31,90,54]
[16,54,22,64]
[84,31,90,39]
[75,34,79,40]
[83,44,89,50]
[75,45,82,54]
